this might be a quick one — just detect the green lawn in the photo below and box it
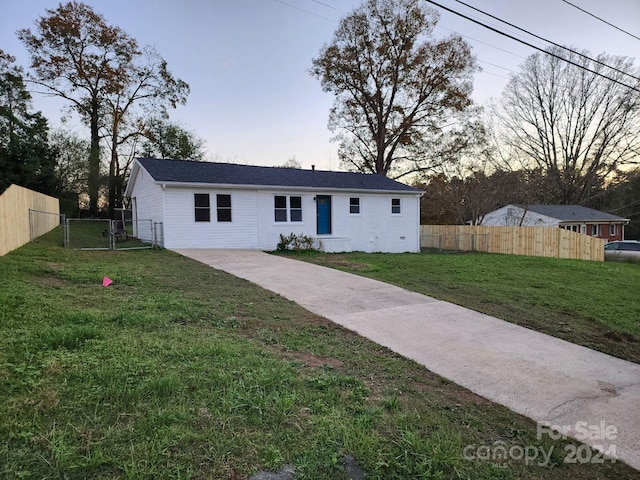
[1,232,638,479]
[284,251,640,364]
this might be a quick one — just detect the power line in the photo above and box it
[478,59,515,73]
[271,0,336,22]
[561,0,640,42]
[436,23,528,60]
[479,70,510,80]
[435,19,526,78]
[270,0,547,85]
[453,0,640,82]
[309,0,345,14]
[424,0,640,93]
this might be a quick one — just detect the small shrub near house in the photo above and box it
[276,232,320,252]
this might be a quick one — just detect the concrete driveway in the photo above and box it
[176,249,640,471]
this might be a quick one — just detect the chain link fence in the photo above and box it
[29,209,66,245]
[64,217,163,250]
[64,218,111,250]
[421,233,490,253]
[114,218,163,250]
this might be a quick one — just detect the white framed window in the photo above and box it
[275,196,287,222]
[290,196,302,222]
[391,198,401,215]
[349,197,360,215]
[274,195,302,222]
[194,193,210,222]
[610,224,617,236]
[592,224,600,236]
[216,194,232,222]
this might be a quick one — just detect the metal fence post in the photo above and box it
[153,221,163,248]
[61,214,66,247]
[29,209,34,242]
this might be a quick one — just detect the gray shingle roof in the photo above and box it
[525,204,628,222]
[137,157,420,193]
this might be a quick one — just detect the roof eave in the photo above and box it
[152,180,422,195]
[124,161,141,197]
[558,218,630,224]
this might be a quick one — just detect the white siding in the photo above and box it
[255,191,420,253]
[256,192,317,250]
[481,205,559,227]
[129,167,164,242]
[128,163,421,252]
[162,188,259,249]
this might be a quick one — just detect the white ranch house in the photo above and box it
[124,158,422,252]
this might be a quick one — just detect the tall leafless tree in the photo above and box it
[103,46,189,214]
[494,46,640,204]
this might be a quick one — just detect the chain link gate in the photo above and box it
[64,217,162,250]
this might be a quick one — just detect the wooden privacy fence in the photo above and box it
[421,225,605,261]
[0,184,60,256]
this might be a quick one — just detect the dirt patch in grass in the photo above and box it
[35,275,67,287]
[604,331,638,343]
[446,386,494,406]
[45,262,65,270]
[326,260,370,270]
[281,350,345,370]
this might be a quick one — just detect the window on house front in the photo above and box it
[194,194,210,222]
[274,195,302,222]
[349,197,360,214]
[610,224,617,236]
[290,196,302,222]
[391,198,401,214]
[217,194,232,222]
[275,196,287,222]
[592,224,600,236]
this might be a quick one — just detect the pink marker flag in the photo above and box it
[102,276,113,287]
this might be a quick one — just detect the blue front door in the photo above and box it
[316,195,331,235]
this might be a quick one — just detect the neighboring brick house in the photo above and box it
[480,204,629,242]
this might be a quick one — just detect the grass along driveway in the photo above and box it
[285,251,640,364]
[1,232,638,479]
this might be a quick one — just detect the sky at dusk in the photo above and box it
[2,0,639,170]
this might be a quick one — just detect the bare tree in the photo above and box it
[19,2,189,215]
[103,46,189,213]
[494,46,640,204]
[19,3,137,214]
[310,0,480,180]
